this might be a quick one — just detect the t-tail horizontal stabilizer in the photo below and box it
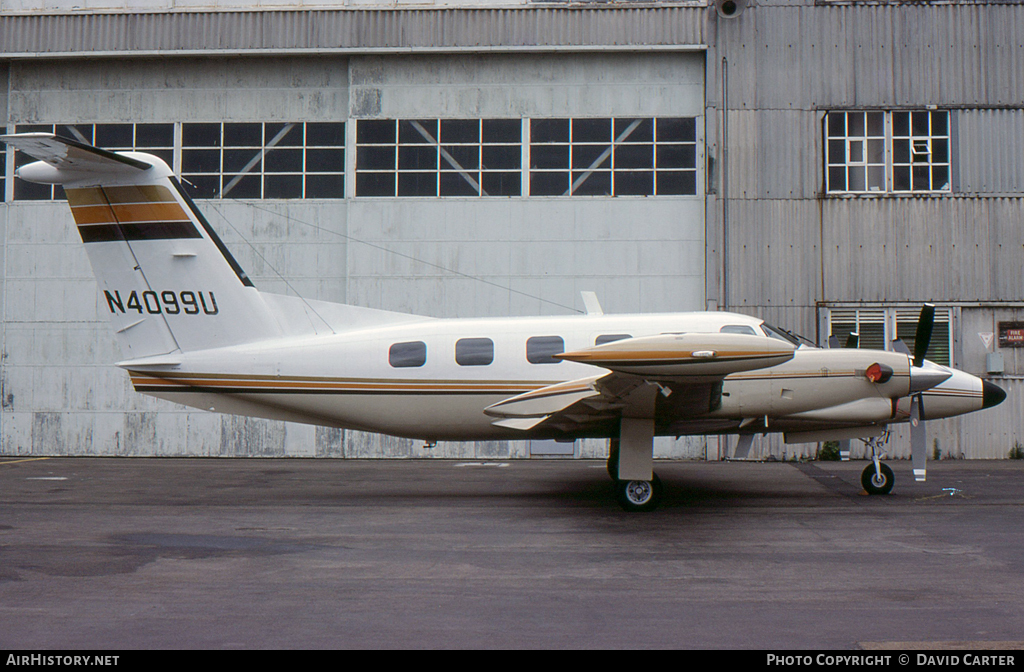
[0,132,283,359]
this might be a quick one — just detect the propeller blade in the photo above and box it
[828,335,839,349]
[913,304,935,368]
[845,332,859,349]
[891,338,911,356]
[910,394,927,482]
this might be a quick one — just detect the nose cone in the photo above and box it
[982,380,1007,409]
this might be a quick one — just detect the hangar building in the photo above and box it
[1,0,1021,460]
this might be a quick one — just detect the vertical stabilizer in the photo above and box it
[2,133,282,358]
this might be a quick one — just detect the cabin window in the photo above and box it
[720,325,757,336]
[595,334,631,346]
[526,336,565,364]
[455,338,494,366]
[389,341,427,368]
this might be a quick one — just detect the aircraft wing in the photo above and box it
[484,331,796,435]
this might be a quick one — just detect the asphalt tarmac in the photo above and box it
[2,456,1024,650]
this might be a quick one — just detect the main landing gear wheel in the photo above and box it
[615,473,663,512]
[861,463,895,495]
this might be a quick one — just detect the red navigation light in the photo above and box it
[865,362,894,384]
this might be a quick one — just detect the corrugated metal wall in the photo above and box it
[0,7,707,56]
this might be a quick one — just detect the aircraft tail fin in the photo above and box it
[2,132,283,359]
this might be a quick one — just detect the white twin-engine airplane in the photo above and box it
[1,133,1006,511]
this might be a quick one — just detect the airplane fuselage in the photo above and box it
[125,309,985,442]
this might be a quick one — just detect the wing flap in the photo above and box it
[484,375,604,419]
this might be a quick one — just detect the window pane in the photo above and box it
[616,118,652,143]
[95,124,133,148]
[482,119,521,144]
[357,146,396,171]
[440,119,479,144]
[306,148,345,172]
[828,139,846,164]
[389,341,427,368]
[307,122,346,146]
[531,144,569,170]
[868,165,885,191]
[827,112,845,137]
[183,123,221,147]
[828,166,846,192]
[893,139,910,164]
[615,144,653,169]
[530,171,569,196]
[912,112,930,136]
[657,117,695,142]
[656,171,696,195]
[455,338,494,366]
[441,145,480,171]
[266,123,303,147]
[358,119,396,144]
[912,165,931,190]
[848,166,866,192]
[893,165,910,191]
[526,336,564,364]
[482,145,520,170]
[181,174,219,198]
[439,172,479,196]
[866,112,884,137]
[531,119,570,143]
[573,118,611,143]
[223,149,260,173]
[481,171,521,196]
[223,123,262,147]
[182,149,220,173]
[572,144,611,170]
[356,172,395,197]
[399,145,438,171]
[265,148,304,173]
[848,112,864,137]
[221,174,261,199]
[572,170,611,196]
[614,171,653,196]
[892,112,910,137]
[305,174,344,198]
[264,174,303,199]
[136,123,174,147]
[657,144,696,169]
[399,120,437,144]
[397,172,437,196]
[596,334,631,346]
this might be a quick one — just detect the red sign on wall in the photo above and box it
[998,322,1024,348]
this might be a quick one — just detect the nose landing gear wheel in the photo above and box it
[861,463,894,495]
[615,473,663,512]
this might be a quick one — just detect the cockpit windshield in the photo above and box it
[760,323,814,348]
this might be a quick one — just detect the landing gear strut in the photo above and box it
[860,433,894,495]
